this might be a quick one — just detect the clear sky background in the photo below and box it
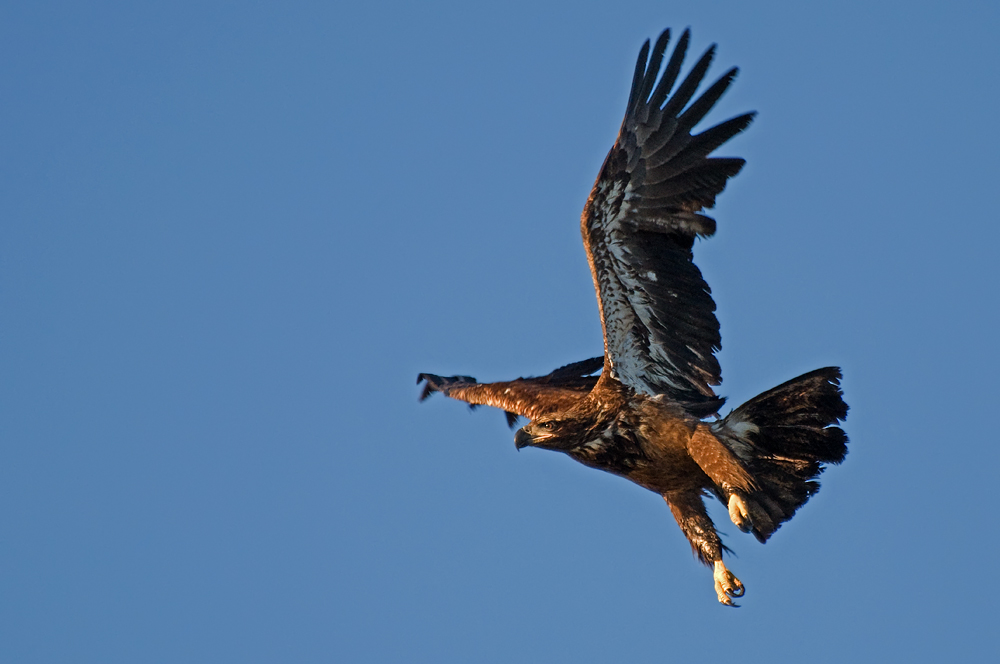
[3,1,999,661]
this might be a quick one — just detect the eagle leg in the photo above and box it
[663,491,745,607]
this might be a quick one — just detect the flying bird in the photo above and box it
[417,28,848,607]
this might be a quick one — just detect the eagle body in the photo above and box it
[517,380,703,492]
[418,29,849,606]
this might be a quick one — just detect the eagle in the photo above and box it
[417,28,848,607]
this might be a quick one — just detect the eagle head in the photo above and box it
[514,416,589,452]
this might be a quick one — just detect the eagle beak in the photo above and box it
[514,428,533,450]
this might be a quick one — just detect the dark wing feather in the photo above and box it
[581,28,753,415]
[417,358,602,426]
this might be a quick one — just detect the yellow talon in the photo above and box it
[713,560,745,607]
[728,493,752,532]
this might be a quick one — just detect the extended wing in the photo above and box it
[418,357,603,427]
[582,29,754,417]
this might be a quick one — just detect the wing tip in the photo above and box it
[416,373,477,401]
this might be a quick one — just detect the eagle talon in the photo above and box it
[713,560,745,606]
[728,493,752,533]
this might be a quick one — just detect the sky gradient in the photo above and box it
[3,1,999,661]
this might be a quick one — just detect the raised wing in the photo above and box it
[417,357,603,427]
[582,28,754,416]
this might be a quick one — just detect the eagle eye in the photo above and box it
[540,421,556,431]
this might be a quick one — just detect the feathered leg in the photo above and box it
[663,490,744,607]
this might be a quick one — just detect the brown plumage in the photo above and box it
[417,28,848,607]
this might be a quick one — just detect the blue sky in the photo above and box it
[2,1,999,661]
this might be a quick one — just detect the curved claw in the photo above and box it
[713,560,745,607]
[728,493,752,533]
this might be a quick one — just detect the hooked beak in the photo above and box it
[514,427,533,450]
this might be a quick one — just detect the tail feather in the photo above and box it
[713,367,849,542]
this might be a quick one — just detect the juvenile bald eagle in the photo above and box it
[418,28,848,607]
